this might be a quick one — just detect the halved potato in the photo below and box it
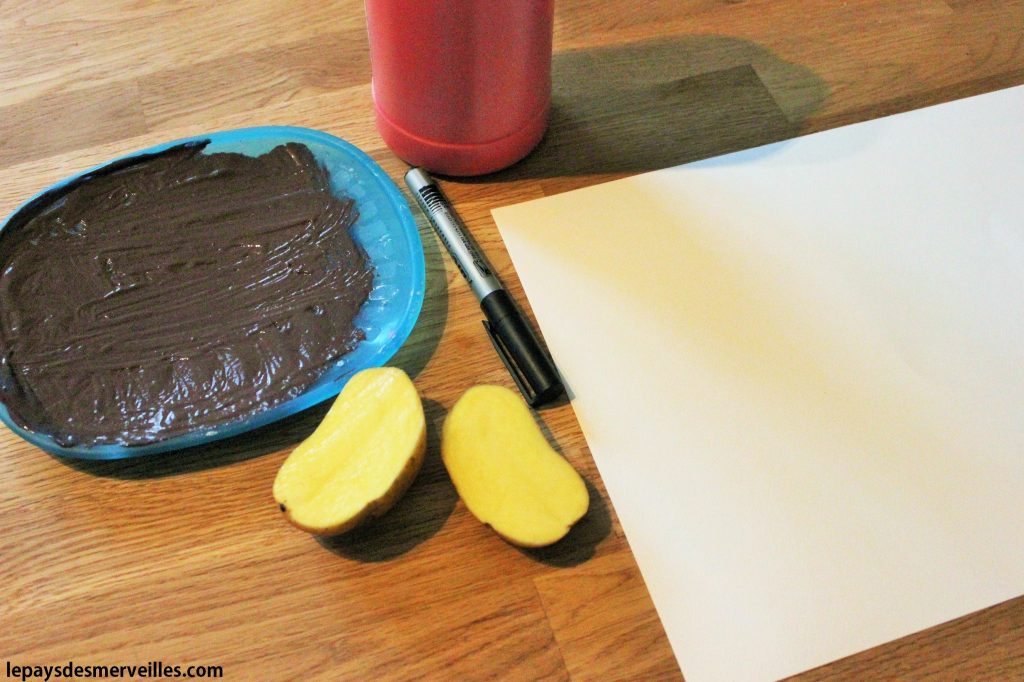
[273,367,426,535]
[442,385,589,547]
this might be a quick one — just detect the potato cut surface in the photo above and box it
[442,385,589,547]
[273,367,426,535]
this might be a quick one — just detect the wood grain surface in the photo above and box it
[1,1,1022,680]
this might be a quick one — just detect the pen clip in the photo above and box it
[482,319,538,406]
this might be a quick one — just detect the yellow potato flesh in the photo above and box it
[273,367,426,535]
[442,385,589,547]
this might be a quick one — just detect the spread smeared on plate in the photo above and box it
[0,141,374,447]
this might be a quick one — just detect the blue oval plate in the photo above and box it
[0,126,425,459]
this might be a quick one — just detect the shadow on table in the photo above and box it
[459,35,828,182]
[318,398,457,562]
[385,207,449,381]
[55,400,332,480]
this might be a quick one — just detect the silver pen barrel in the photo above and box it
[405,168,502,301]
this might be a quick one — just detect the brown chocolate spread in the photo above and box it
[0,141,374,447]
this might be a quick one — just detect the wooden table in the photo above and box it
[2,1,1022,679]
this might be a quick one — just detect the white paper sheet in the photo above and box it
[492,86,1024,682]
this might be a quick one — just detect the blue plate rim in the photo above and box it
[0,125,425,460]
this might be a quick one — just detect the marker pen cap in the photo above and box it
[364,0,553,176]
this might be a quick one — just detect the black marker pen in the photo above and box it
[405,168,563,407]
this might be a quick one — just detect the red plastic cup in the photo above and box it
[364,0,554,176]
